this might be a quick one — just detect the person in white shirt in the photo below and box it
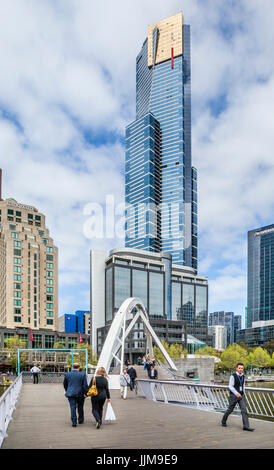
[120,369,131,399]
[221,363,254,431]
[30,364,41,384]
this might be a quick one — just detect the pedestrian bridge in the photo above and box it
[1,375,273,449]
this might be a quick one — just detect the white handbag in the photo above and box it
[105,402,116,421]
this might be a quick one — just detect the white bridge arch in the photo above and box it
[96,297,177,374]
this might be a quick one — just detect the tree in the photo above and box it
[262,340,274,356]
[195,346,216,356]
[4,336,28,371]
[239,342,253,354]
[168,343,184,358]
[53,342,66,349]
[220,343,248,370]
[67,343,97,369]
[247,347,271,369]
[153,340,169,363]
[182,348,188,358]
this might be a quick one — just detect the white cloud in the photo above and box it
[0,0,273,317]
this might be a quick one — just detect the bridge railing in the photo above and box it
[136,379,274,421]
[21,371,66,383]
[0,373,22,447]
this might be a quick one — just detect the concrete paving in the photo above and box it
[2,383,274,449]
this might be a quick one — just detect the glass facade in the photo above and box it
[182,283,195,330]
[236,324,274,348]
[209,311,235,344]
[247,224,274,327]
[104,253,208,343]
[114,266,131,312]
[148,271,164,318]
[125,113,161,251]
[132,269,148,308]
[125,15,198,272]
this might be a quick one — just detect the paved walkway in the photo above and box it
[2,383,274,449]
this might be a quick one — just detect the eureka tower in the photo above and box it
[125,13,198,272]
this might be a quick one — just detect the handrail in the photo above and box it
[136,378,274,421]
[0,373,23,447]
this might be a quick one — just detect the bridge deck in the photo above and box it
[2,383,273,449]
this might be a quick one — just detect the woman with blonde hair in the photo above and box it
[88,366,111,428]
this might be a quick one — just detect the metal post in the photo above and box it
[86,349,88,375]
[18,349,20,375]
[120,311,126,375]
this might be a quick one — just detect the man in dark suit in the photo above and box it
[127,366,137,390]
[63,363,88,427]
[148,365,158,379]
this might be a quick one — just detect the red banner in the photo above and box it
[78,332,82,344]
[30,329,34,341]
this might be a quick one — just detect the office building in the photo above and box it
[90,247,209,362]
[208,325,227,351]
[209,311,235,344]
[0,184,58,330]
[125,12,198,271]
[58,311,90,334]
[236,320,274,348]
[247,224,274,328]
[234,315,242,342]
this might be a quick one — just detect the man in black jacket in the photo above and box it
[63,363,88,427]
[148,365,158,379]
[221,363,254,431]
[127,366,137,390]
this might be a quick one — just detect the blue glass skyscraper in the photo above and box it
[125,13,198,271]
[247,224,274,327]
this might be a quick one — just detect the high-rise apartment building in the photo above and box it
[0,193,58,331]
[247,224,274,328]
[125,13,198,272]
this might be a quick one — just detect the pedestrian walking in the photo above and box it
[88,367,110,429]
[148,365,158,379]
[146,360,152,377]
[127,366,137,390]
[137,356,142,366]
[30,364,41,384]
[120,368,131,399]
[63,363,88,427]
[221,363,254,431]
[143,355,147,370]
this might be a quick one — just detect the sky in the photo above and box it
[0,0,274,324]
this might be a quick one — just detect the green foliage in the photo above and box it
[195,346,216,356]
[181,348,188,358]
[220,343,249,370]
[4,336,28,370]
[153,341,186,362]
[53,342,66,349]
[262,340,274,356]
[247,347,271,368]
[168,343,184,358]
[66,343,97,369]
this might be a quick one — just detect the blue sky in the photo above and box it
[0,0,274,325]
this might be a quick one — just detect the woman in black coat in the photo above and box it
[88,366,111,428]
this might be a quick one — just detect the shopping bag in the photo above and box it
[105,402,116,421]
